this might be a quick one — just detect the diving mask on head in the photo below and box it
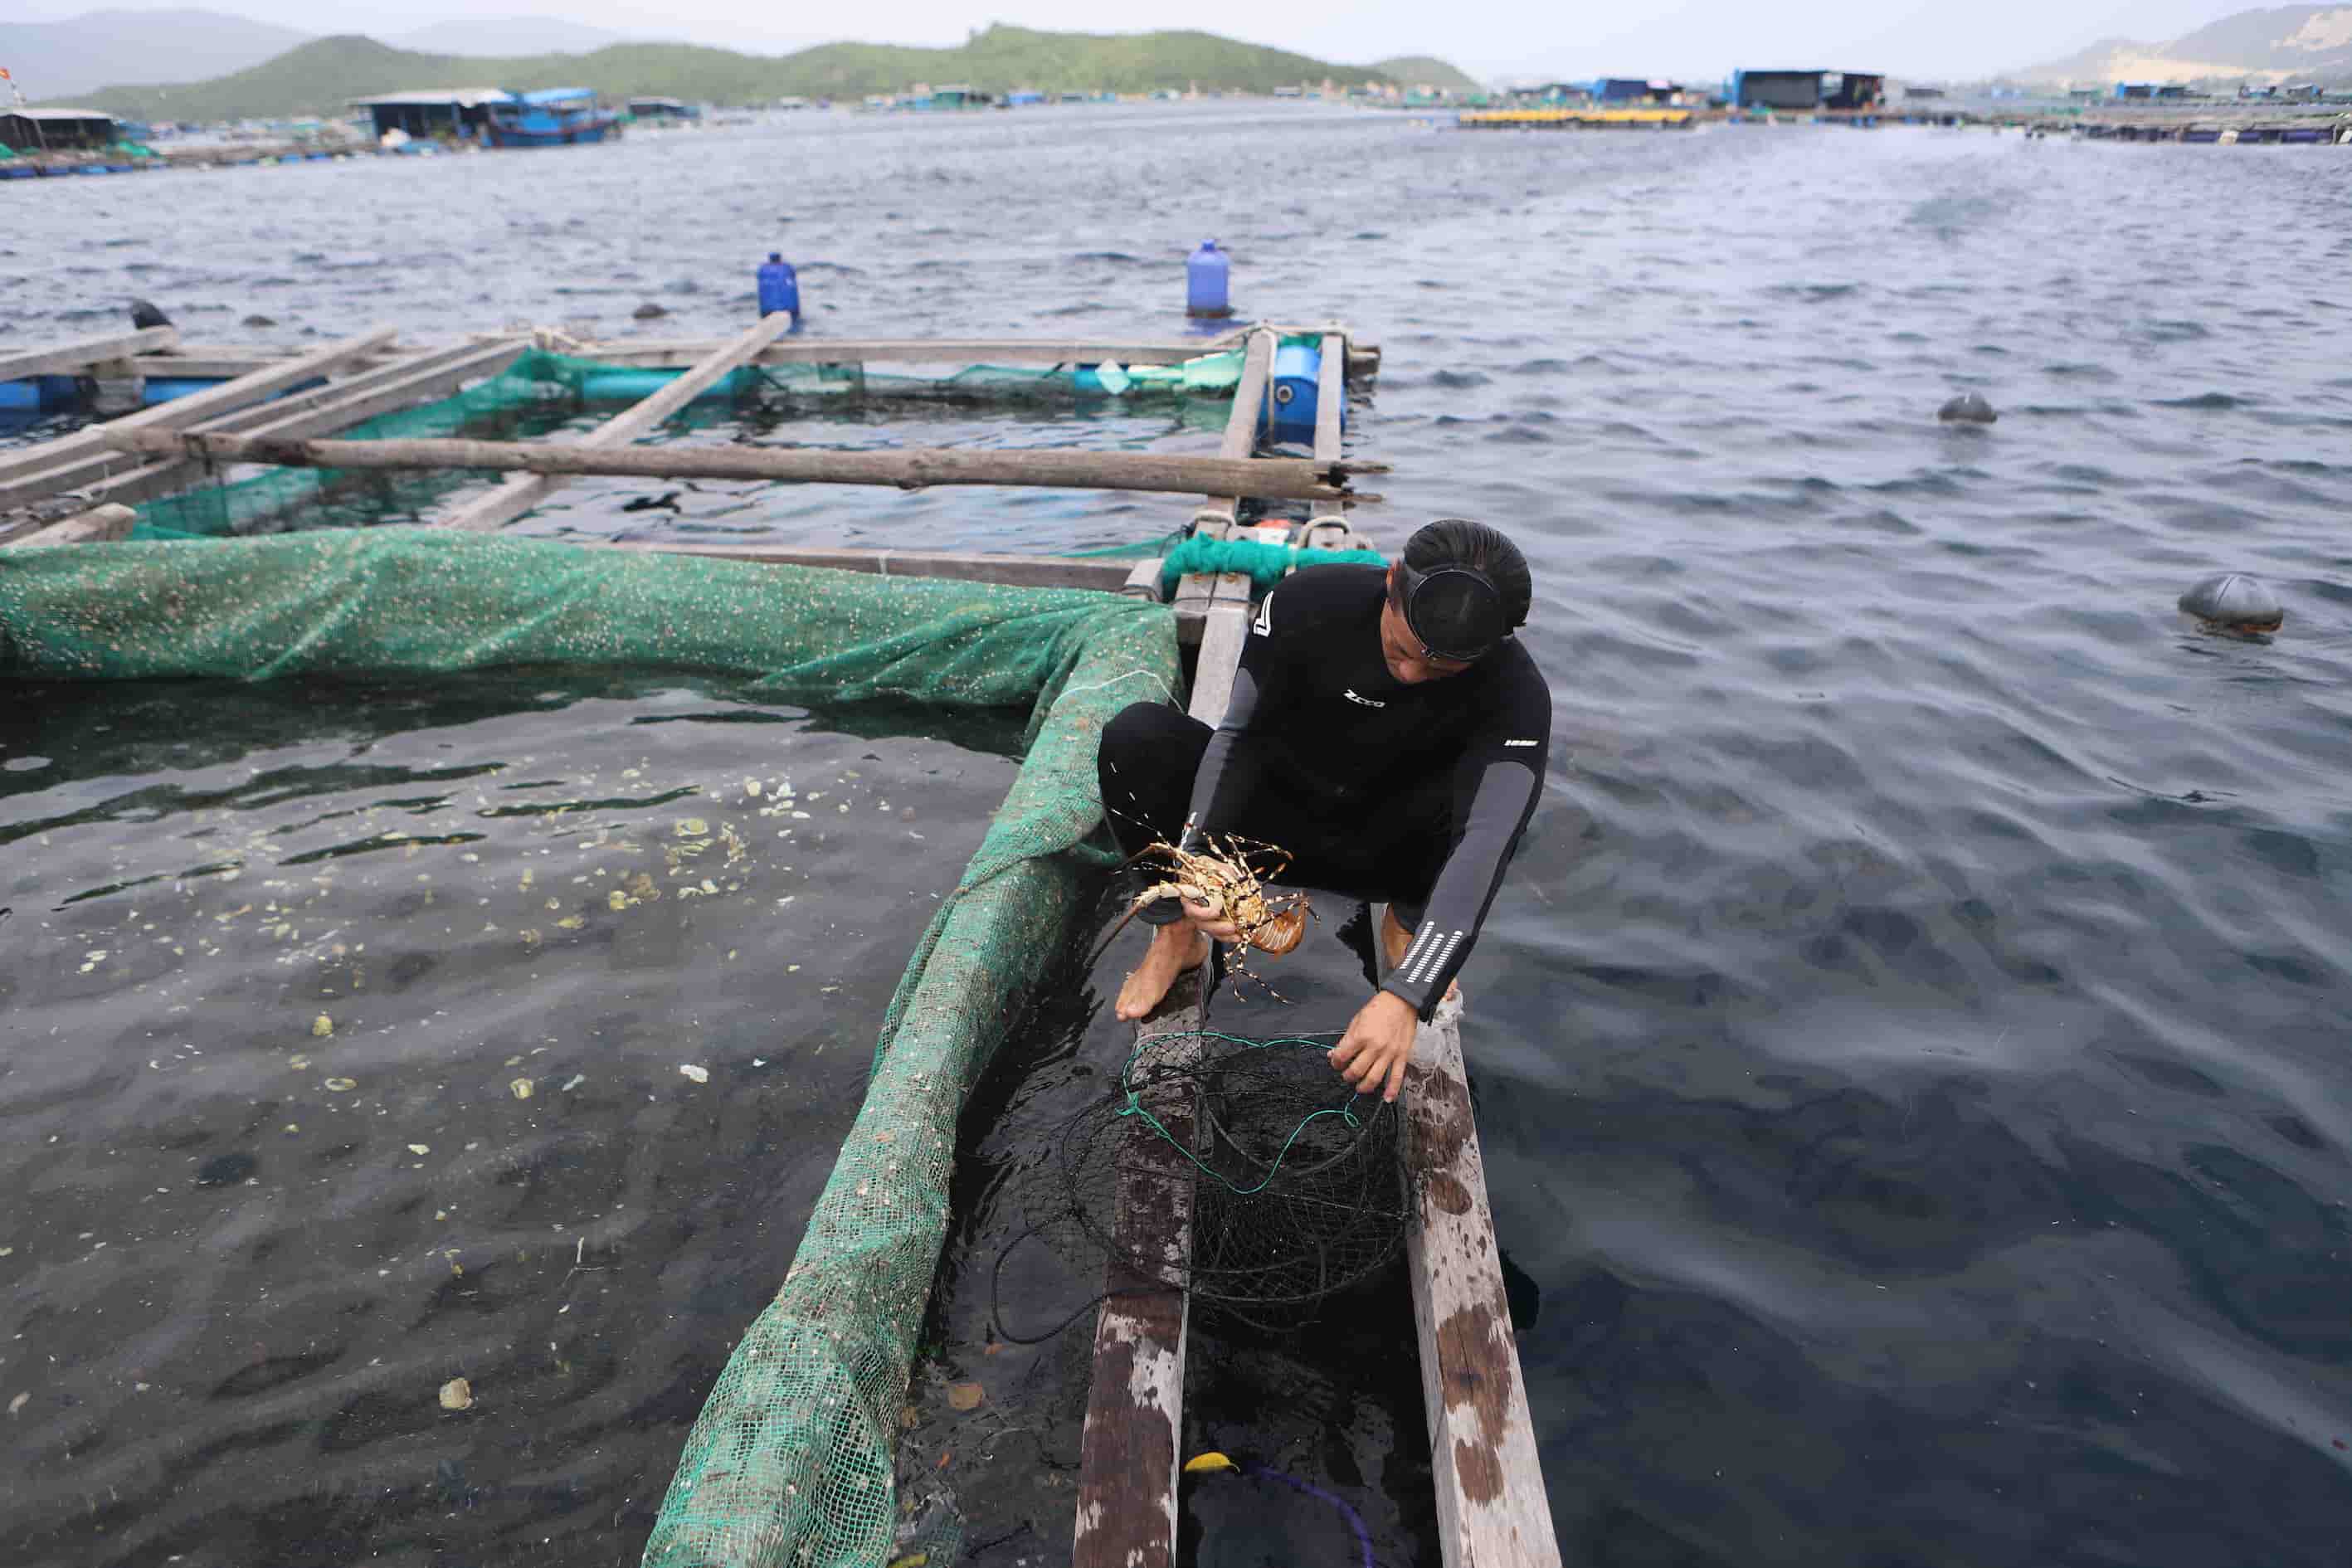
[1394,559,1511,663]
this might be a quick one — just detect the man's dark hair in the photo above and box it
[1401,519,1532,630]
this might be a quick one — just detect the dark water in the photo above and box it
[0,675,1018,1566]
[8,105,2352,1564]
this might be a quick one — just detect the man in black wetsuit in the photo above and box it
[1096,519,1550,1103]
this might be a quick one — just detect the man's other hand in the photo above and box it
[1181,890,1240,943]
[1329,990,1418,1103]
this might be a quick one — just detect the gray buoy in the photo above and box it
[1938,392,1997,425]
[129,299,173,330]
[632,301,669,320]
[2179,572,2283,633]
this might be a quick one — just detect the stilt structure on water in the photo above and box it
[0,314,1561,1568]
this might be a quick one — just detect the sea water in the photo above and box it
[5,105,2352,1566]
[0,674,1015,1565]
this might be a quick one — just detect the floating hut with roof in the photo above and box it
[1730,69,1887,110]
[348,89,514,141]
[0,107,120,152]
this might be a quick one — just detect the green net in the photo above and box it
[133,347,1247,543]
[0,529,1182,1567]
[1157,533,1386,593]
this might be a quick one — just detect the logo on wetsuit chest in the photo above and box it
[1342,689,1387,708]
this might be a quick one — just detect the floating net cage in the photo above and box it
[1023,1030,1409,1332]
[131,345,1249,542]
[0,528,1182,1568]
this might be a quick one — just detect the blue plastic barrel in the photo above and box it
[0,375,87,414]
[757,253,800,321]
[1186,240,1230,319]
[1259,342,1336,444]
[141,377,226,406]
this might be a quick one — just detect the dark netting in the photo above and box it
[1022,1030,1407,1331]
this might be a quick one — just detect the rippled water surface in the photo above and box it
[6,105,2352,1566]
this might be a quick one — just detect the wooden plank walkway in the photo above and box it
[0,327,398,519]
[1073,325,1278,1568]
[603,541,1137,592]
[1394,959,1561,1568]
[0,504,135,552]
[564,331,1251,369]
[64,338,528,513]
[0,327,178,383]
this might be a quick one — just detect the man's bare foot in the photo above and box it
[1380,906,1463,1005]
[1116,921,1210,1021]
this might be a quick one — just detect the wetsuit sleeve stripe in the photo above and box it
[1380,752,1544,1020]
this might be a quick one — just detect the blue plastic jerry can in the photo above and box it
[1186,240,1230,319]
[757,253,800,320]
[1261,342,1339,444]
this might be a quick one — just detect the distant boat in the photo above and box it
[626,97,702,127]
[484,89,620,149]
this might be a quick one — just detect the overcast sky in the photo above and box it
[17,0,2259,79]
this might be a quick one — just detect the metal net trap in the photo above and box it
[1021,1030,1409,1331]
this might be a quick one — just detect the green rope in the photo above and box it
[1157,535,1385,596]
[1116,1029,1366,1195]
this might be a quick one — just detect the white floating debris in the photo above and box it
[407,1144,431,1156]
[324,1077,357,1093]
[438,1377,474,1412]
[510,1078,534,1100]
[561,1074,586,1092]
[679,1064,710,1084]
[312,1015,334,1038]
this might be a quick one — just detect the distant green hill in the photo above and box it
[58,25,1479,122]
[1370,56,1484,92]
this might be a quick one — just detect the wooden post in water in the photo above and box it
[440,312,800,531]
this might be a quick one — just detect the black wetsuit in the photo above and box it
[1097,563,1550,1019]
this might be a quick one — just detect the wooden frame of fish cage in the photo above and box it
[0,316,1560,1568]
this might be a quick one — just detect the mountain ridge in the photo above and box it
[0,7,307,101]
[45,23,1482,122]
[2012,3,2352,84]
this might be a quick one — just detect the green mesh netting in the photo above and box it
[133,346,1246,543]
[0,528,1182,1568]
[1158,533,1386,593]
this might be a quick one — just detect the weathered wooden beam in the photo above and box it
[1074,526,1256,1568]
[100,429,1375,505]
[128,350,408,382]
[1,339,484,510]
[1074,974,1205,1568]
[0,503,136,550]
[76,338,529,510]
[571,331,1250,370]
[0,327,179,384]
[1195,329,1278,531]
[441,314,801,533]
[1391,918,1561,1568]
[597,541,1140,592]
[0,327,399,502]
[1313,332,1346,465]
